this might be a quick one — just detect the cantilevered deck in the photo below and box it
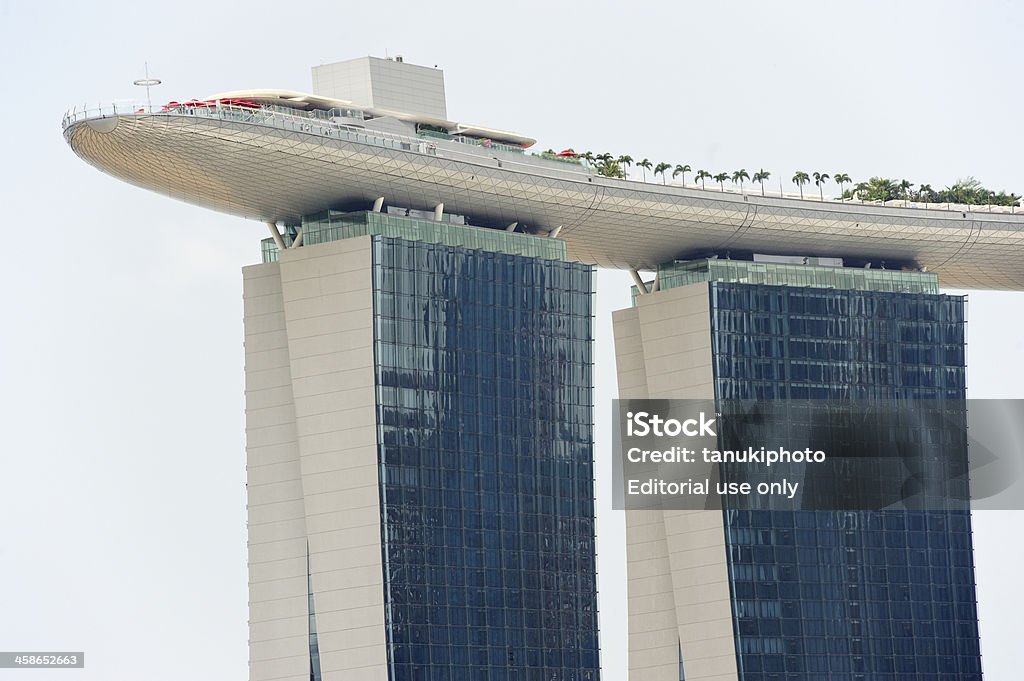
[64,101,1024,289]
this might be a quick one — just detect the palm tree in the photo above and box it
[731,169,750,194]
[713,172,729,191]
[592,153,623,178]
[856,177,899,202]
[899,179,914,206]
[673,164,692,186]
[654,162,672,184]
[792,171,810,199]
[618,155,634,179]
[752,169,771,196]
[580,151,595,166]
[918,183,934,203]
[833,173,851,200]
[695,169,712,190]
[812,172,830,200]
[853,181,869,202]
[637,158,652,182]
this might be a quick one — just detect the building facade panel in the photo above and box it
[243,263,311,681]
[616,283,740,681]
[243,237,389,681]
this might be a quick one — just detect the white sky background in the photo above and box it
[1,0,1022,678]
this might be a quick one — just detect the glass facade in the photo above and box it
[706,280,982,680]
[262,210,566,263]
[371,236,599,681]
[632,260,940,306]
[710,284,965,401]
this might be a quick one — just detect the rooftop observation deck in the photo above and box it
[63,100,531,159]
[62,100,1021,216]
[63,100,1024,289]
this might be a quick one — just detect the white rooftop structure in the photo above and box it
[312,55,447,120]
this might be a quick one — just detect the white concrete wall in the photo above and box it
[244,262,311,681]
[612,283,739,681]
[313,56,447,120]
[244,236,389,681]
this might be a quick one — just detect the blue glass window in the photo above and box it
[709,282,981,681]
[372,237,599,680]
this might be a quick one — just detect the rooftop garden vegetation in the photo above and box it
[843,176,1021,207]
[571,149,1020,208]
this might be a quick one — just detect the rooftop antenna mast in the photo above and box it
[133,62,162,112]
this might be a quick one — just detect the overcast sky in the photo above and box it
[2,1,1022,679]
